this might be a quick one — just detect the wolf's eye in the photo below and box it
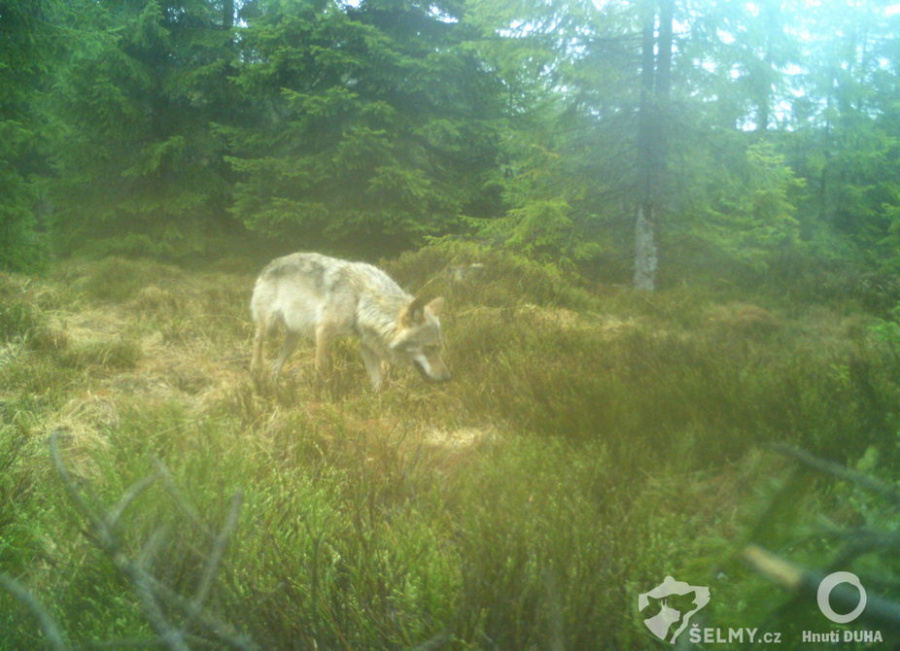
[395,342,417,355]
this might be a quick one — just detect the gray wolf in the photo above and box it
[250,252,451,390]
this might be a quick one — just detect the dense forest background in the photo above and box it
[3,0,900,290]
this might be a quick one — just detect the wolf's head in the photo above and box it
[392,297,451,383]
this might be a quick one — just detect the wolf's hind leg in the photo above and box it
[251,320,268,382]
[272,330,300,379]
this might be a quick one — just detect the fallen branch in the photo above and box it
[0,573,71,651]
[770,443,900,508]
[48,431,258,651]
[743,544,900,631]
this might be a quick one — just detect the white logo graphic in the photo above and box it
[639,576,711,643]
[817,571,867,624]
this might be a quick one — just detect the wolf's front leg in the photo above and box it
[251,323,267,382]
[360,345,384,390]
[314,322,338,383]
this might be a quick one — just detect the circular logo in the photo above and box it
[817,571,867,624]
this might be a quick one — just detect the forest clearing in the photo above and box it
[3,246,900,649]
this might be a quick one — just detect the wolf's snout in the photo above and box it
[414,360,452,383]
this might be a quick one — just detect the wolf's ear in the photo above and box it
[425,297,444,317]
[401,297,427,327]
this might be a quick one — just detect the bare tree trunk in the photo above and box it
[634,204,658,291]
[657,0,673,98]
[634,2,657,291]
[633,0,673,292]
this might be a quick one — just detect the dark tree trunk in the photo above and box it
[223,0,234,29]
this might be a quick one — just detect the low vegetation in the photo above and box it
[2,244,900,649]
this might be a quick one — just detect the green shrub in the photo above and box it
[385,240,600,311]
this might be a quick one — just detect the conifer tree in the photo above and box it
[47,0,239,258]
[0,0,59,270]
[225,0,505,255]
